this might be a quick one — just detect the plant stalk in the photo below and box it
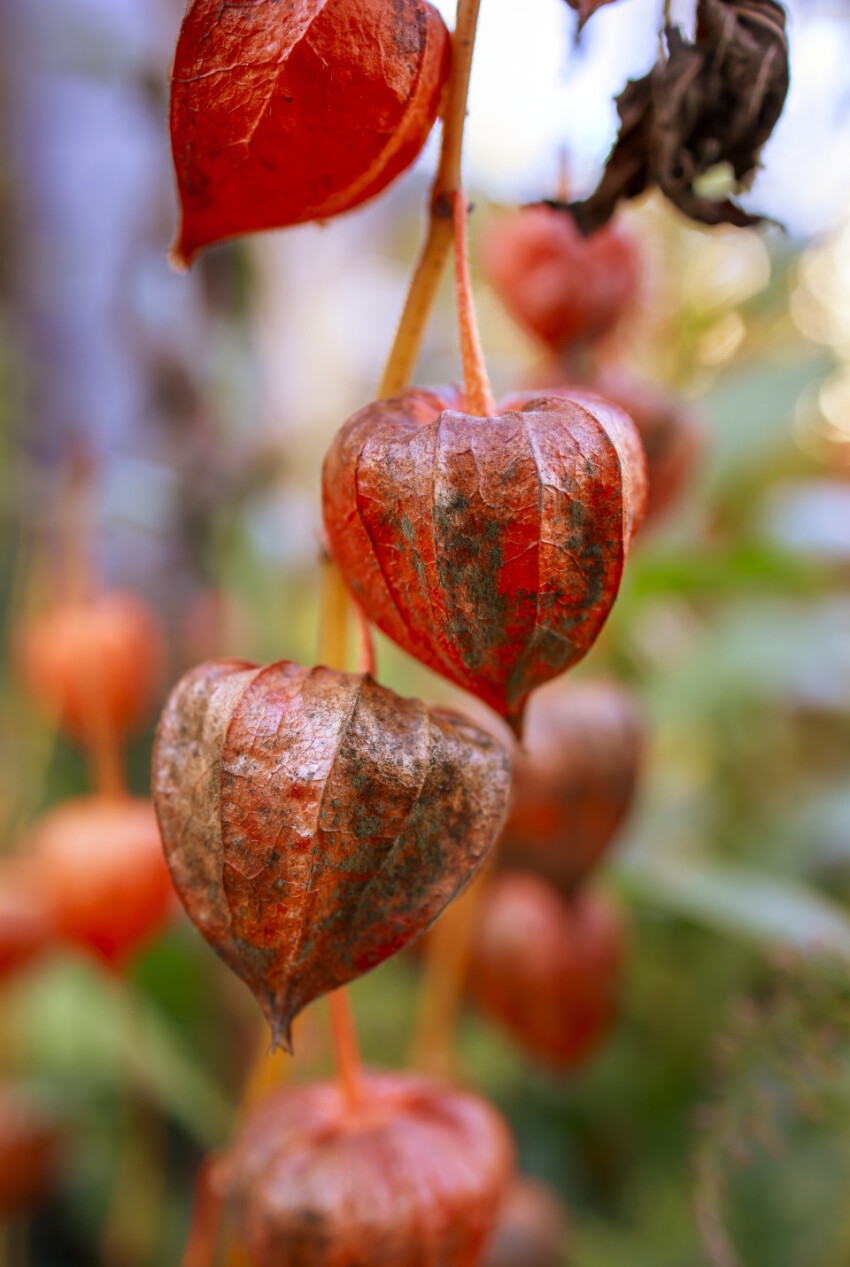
[379,0,486,397]
[410,870,489,1077]
[452,191,495,416]
[319,552,364,1110]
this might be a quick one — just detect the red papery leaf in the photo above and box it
[170,0,451,265]
[152,659,511,1049]
[322,389,647,733]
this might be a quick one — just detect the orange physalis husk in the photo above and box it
[481,205,639,352]
[323,388,647,735]
[29,795,173,968]
[153,660,511,1050]
[221,1071,515,1267]
[499,679,644,894]
[484,1176,569,1267]
[17,591,164,744]
[170,0,451,266]
[468,872,626,1070]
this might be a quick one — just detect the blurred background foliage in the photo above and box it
[3,0,850,1264]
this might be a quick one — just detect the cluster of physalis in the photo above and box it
[1,501,172,1224]
[154,1,704,1264]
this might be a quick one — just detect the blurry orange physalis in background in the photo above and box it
[221,1072,514,1266]
[28,796,172,968]
[0,1091,63,1215]
[484,1176,568,1267]
[0,861,56,981]
[169,0,451,266]
[589,368,703,525]
[481,205,639,353]
[16,591,165,746]
[468,872,625,1070]
[500,680,644,894]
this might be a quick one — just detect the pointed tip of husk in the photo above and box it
[506,707,526,745]
[168,242,191,273]
[169,218,197,272]
[267,1001,298,1056]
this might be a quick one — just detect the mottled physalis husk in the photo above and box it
[152,659,511,1048]
[322,389,647,734]
[222,1071,514,1267]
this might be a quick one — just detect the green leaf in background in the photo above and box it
[616,854,850,962]
[6,957,233,1149]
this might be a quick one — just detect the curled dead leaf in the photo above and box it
[562,0,789,233]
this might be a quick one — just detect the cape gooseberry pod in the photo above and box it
[153,659,511,1049]
[323,388,647,734]
[221,1071,515,1267]
[468,871,626,1070]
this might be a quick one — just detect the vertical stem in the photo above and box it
[379,0,486,398]
[87,713,128,799]
[354,603,376,677]
[319,550,350,674]
[411,871,489,1078]
[222,1243,252,1267]
[180,1158,224,1267]
[319,552,364,1109]
[59,450,96,605]
[452,192,496,417]
[328,989,363,1112]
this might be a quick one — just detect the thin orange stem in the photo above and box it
[410,869,490,1078]
[379,0,486,397]
[452,192,495,417]
[222,1242,252,1267]
[319,550,351,675]
[87,714,128,799]
[328,988,363,1112]
[59,451,96,605]
[355,604,376,677]
[181,1158,224,1267]
[319,552,364,1107]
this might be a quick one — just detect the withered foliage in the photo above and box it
[153,660,511,1050]
[561,0,789,233]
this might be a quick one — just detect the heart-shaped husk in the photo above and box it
[170,0,451,264]
[322,389,647,733]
